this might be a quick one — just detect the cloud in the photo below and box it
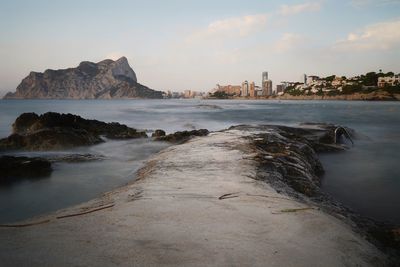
[279,2,321,16]
[333,19,400,51]
[186,14,268,42]
[273,33,305,52]
[350,0,400,7]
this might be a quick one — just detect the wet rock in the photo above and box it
[196,104,222,110]
[0,129,103,151]
[0,156,52,184]
[152,129,166,138]
[155,129,209,143]
[230,124,354,197]
[49,153,106,163]
[0,112,147,151]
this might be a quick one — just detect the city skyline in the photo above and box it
[1,0,400,96]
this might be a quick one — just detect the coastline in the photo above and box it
[273,92,400,101]
[0,128,392,266]
[206,92,400,101]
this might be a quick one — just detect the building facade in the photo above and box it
[306,75,320,85]
[332,76,344,87]
[241,81,249,97]
[262,71,273,96]
[378,75,400,87]
[262,80,273,96]
[249,81,255,97]
[276,84,284,94]
[262,72,268,83]
[216,84,241,95]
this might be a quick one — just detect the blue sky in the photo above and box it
[0,0,399,95]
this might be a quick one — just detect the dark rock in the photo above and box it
[0,112,147,151]
[196,104,222,110]
[0,129,103,151]
[48,153,106,163]
[0,156,52,184]
[3,57,163,99]
[155,129,209,143]
[152,129,166,137]
[229,124,353,197]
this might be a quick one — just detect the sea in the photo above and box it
[0,99,399,225]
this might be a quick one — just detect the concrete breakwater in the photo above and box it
[1,124,397,266]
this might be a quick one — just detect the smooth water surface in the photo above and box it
[0,99,399,224]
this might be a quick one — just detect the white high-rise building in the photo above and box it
[262,72,268,83]
[263,80,273,96]
[262,71,273,96]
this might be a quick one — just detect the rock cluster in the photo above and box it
[230,124,351,197]
[0,112,147,150]
[0,156,52,184]
[3,57,163,99]
[154,129,209,143]
[151,129,166,138]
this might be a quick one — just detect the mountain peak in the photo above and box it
[3,58,162,99]
[111,56,137,82]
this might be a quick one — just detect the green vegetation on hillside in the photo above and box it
[283,71,399,97]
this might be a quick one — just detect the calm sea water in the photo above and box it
[0,99,399,224]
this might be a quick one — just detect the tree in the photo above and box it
[324,75,335,82]
[211,91,229,99]
[383,84,400,94]
[385,72,394,77]
[341,84,363,94]
[360,72,379,86]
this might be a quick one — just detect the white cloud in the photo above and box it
[186,14,268,42]
[273,33,305,52]
[333,19,400,51]
[279,2,321,16]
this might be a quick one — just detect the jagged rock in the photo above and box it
[3,57,163,99]
[0,156,52,184]
[155,129,209,143]
[152,129,166,137]
[0,112,147,151]
[48,153,106,163]
[230,124,353,197]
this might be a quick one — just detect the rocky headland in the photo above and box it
[0,122,398,266]
[3,57,163,99]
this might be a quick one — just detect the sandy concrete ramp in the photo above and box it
[0,130,388,266]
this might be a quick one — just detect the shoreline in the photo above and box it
[0,126,395,266]
[206,91,400,101]
[2,91,400,101]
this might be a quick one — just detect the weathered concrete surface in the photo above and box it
[0,130,388,266]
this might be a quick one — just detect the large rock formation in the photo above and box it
[0,112,147,150]
[3,57,163,99]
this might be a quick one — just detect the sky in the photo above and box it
[0,0,399,95]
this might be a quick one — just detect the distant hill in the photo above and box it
[3,57,163,99]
